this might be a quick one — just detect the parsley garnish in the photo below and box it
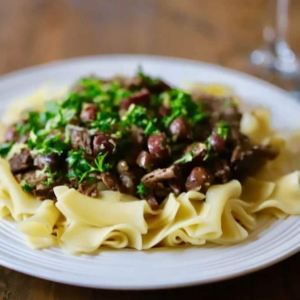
[136,182,148,196]
[28,132,69,155]
[121,104,160,135]
[161,89,207,127]
[91,111,118,133]
[67,150,111,183]
[216,122,229,139]
[0,142,13,157]
[21,179,33,193]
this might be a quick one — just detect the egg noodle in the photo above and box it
[0,84,300,254]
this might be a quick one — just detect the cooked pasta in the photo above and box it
[0,72,299,254]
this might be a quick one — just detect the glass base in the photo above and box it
[251,48,300,78]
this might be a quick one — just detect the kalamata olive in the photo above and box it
[93,133,116,156]
[117,160,130,174]
[80,103,97,121]
[185,167,214,192]
[169,117,192,141]
[136,151,155,170]
[119,174,136,195]
[210,132,225,153]
[120,89,150,110]
[147,133,170,159]
[5,126,18,142]
[158,105,171,117]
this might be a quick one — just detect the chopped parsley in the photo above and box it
[136,182,148,196]
[21,179,33,192]
[67,150,111,183]
[161,89,207,127]
[216,122,229,139]
[0,142,13,157]
[121,104,160,135]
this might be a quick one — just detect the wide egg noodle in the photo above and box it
[25,235,57,250]
[142,192,206,249]
[257,132,300,181]
[18,200,61,238]
[251,172,300,217]
[0,159,41,221]
[56,222,142,253]
[240,108,273,144]
[191,180,253,242]
[54,187,153,234]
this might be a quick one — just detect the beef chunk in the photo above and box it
[231,144,279,180]
[120,89,151,110]
[15,170,67,200]
[35,153,63,172]
[66,125,93,155]
[78,181,99,197]
[124,76,171,94]
[141,165,181,186]
[213,159,232,183]
[9,148,33,174]
[220,106,242,127]
[101,172,123,192]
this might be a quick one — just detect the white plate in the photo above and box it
[0,55,300,290]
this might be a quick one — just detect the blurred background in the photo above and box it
[0,0,299,93]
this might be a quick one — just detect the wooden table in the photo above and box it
[0,0,299,299]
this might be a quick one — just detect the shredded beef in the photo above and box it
[9,149,33,174]
[66,125,93,155]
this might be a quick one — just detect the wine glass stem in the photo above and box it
[276,0,289,42]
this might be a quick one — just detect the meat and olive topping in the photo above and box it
[0,70,279,209]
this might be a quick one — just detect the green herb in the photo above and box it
[94,152,111,173]
[91,111,118,133]
[174,151,194,164]
[0,142,13,157]
[45,100,61,114]
[161,89,207,127]
[21,179,33,192]
[136,182,148,196]
[174,143,206,164]
[67,150,111,183]
[144,120,160,135]
[28,132,69,155]
[216,122,229,139]
[41,166,58,186]
[121,104,160,135]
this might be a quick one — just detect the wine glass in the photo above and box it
[251,0,300,78]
